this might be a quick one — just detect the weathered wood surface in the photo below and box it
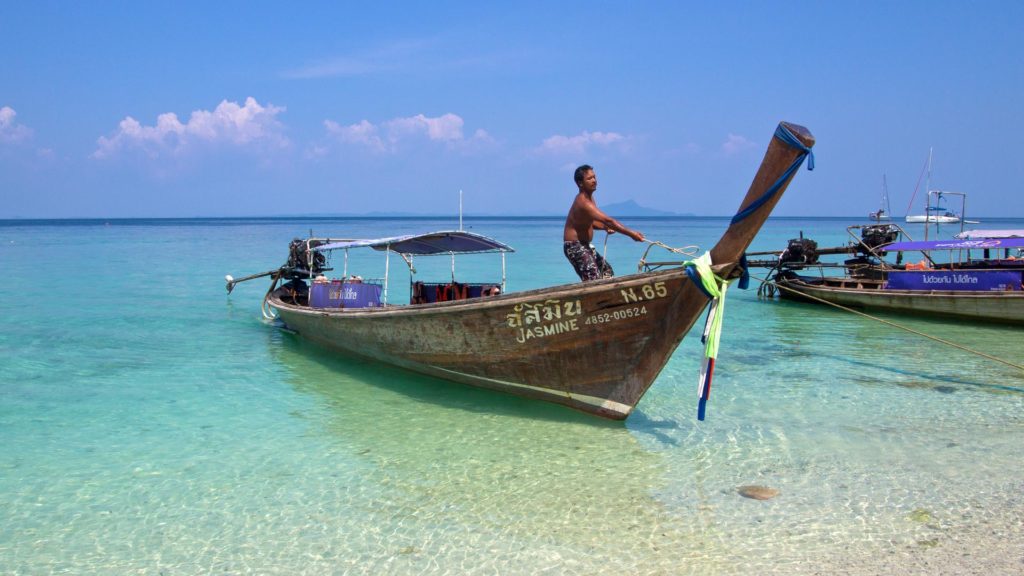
[777,276,1024,325]
[270,121,815,419]
[273,270,696,418]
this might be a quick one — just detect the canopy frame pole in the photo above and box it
[501,252,507,292]
[305,230,317,283]
[384,246,391,305]
[344,249,349,278]
[450,252,456,282]
[408,255,415,300]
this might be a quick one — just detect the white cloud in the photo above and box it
[93,97,288,159]
[470,128,496,145]
[325,113,492,154]
[386,113,464,142]
[538,130,627,156]
[721,133,756,155]
[325,119,387,152]
[0,106,33,144]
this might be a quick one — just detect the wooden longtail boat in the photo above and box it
[751,225,1024,325]
[771,274,1024,325]
[235,122,814,419]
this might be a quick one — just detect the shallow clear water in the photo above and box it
[1,216,1022,574]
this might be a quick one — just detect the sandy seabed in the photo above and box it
[807,524,1024,576]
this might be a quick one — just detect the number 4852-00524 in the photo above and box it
[584,306,648,325]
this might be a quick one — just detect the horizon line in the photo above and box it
[1,214,1020,222]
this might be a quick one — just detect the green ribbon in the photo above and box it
[684,252,729,359]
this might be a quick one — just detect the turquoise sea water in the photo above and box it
[1,216,1022,575]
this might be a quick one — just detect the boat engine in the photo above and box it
[858,224,898,256]
[282,238,329,279]
[779,236,819,267]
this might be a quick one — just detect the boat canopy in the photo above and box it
[313,230,514,256]
[955,229,1024,240]
[883,237,1024,251]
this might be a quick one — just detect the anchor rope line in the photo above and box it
[602,235,698,273]
[752,272,1024,372]
[684,252,732,421]
[647,239,699,256]
[636,239,702,275]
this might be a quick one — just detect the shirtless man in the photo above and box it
[563,164,645,281]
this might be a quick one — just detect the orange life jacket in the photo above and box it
[450,282,468,300]
[435,283,450,302]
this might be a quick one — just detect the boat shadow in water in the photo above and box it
[749,299,1024,395]
[271,326,626,426]
[622,411,685,446]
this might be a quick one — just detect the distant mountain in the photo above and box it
[601,200,689,217]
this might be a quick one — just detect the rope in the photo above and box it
[636,239,700,274]
[608,235,699,260]
[903,154,930,219]
[731,124,814,225]
[752,271,1024,372]
[647,239,699,256]
[261,274,280,320]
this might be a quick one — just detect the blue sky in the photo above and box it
[2,1,1022,218]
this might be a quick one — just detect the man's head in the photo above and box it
[573,164,594,186]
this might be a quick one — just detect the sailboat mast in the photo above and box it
[882,174,890,214]
[924,148,933,241]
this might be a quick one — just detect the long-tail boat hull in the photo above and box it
[268,122,815,419]
[274,269,710,418]
[776,275,1024,326]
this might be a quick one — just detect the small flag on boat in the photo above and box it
[697,296,726,420]
[697,355,714,420]
[685,253,729,421]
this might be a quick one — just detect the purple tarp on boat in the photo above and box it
[955,229,1024,240]
[338,282,382,308]
[309,281,383,308]
[883,238,1024,252]
[885,270,1022,291]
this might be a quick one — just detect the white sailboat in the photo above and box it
[905,149,963,224]
[904,190,962,223]
[869,174,892,221]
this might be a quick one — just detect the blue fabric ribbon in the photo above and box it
[774,123,815,171]
[737,253,750,290]
[730,123,814,225]
[685,265,716,300]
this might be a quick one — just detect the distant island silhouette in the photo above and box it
[601,200,691,217]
